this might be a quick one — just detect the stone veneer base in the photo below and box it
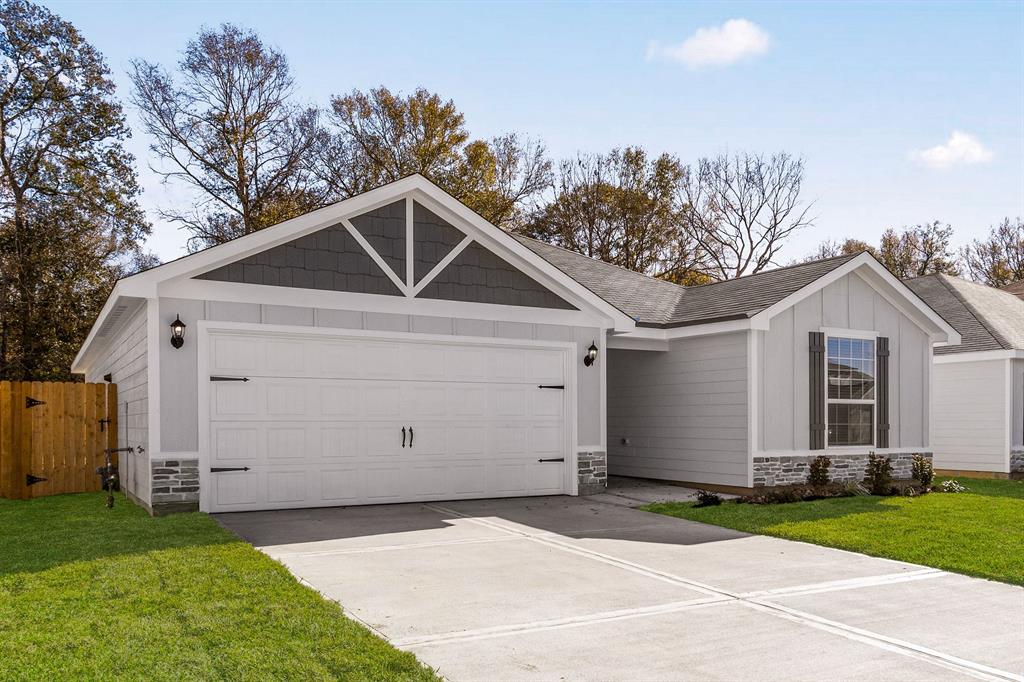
[752,452,931,487]
[578,451,608,495]
[151,458,200,510]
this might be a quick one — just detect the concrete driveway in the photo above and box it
[217,484,1024,682]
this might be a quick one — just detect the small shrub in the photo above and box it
[912,454,934,487]
[739,484,855,505]
[807,455,832,487]
[937,479,968,493]
[694,489,723,507]
[864,453,893,495]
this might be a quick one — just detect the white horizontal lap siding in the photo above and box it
[85,305,150,504]
[931,358,1009,472]
[760,273,929,453]
[607,331,748,487]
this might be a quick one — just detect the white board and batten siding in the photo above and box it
[759,272,931,453]
[84,303,151,504]
[607,332,749,488]
[203,328,572,512]
[932,358,1010,473]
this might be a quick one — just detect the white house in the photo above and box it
[73,175,959,514]
[906,274,1024,479]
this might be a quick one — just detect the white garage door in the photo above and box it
[203,330,570,512]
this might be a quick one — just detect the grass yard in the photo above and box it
[644,478,1024,586]
[0,492,437,681]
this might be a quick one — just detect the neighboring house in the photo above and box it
[905,274,1024,478]
[73,176,958,514]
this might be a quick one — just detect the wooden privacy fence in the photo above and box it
[0,381,117,500]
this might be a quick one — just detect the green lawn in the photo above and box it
[0,493,437,681]
[644,478,1024,586]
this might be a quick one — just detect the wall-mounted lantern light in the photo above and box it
[170,315,186,349]
[583,341,598,367]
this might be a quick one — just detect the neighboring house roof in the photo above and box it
[1001,280,1024,301]
[904,274,1024,354]
[516,235,860,328]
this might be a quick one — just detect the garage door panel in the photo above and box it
[214,471,261,507]
[212,424,261,462]
[212,336,261,374]
[265,382,306,417]
[266,470,307,503]
[206,331,569,512]
[266,426,308,460]
[450,464,487,495]
[321,427,360,458]
[321,468,362,501]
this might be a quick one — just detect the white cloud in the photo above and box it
[912,131,994,170]
[646,18,770,69]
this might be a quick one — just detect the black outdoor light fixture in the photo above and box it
[170,315,186,349]
[583,341,598,367]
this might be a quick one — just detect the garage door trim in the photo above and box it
[196,320,579,512]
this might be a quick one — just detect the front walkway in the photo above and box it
[217,494,1023,682]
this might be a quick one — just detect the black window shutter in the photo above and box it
[809,331,826,450]
[876,336,890,448]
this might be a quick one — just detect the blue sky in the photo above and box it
[48,0,1024,264]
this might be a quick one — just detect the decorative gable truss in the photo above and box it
[195,197,576,311]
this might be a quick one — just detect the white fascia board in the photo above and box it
[606,335,669,351]
[71,288,147,375]
[748,253,961,345]
[934,350,1024,364]
[160,277,616,329]
[609,318,752,348]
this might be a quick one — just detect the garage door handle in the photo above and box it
[409,427,414,447]
[537,458,565,463]
[401,427,406,448]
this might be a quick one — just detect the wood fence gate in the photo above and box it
[0,381,118,500]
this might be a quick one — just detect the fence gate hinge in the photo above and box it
[25,396,45,408]
[26,473,47,486]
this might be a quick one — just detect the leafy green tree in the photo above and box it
[312,86,550,228]
[130,24,321,250]
[961,218,1024,287]
[0,0,150,380]
[520,147,706,283]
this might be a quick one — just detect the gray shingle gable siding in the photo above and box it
[905,274,1024,354]
[349,200,406,280]
[418,241,577,310]
[195,222,402,296]
[414,202,465,283]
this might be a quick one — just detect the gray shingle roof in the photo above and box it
[514,235,861,328]
[904,274,1024,354]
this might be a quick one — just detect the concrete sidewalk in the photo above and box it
[218,494,1023,682]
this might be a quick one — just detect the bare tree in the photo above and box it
[962,217,1024,287]
[680,152,814,280]
[521,147,705,282]
[804,222,958,278]
[130,24,321,250]
[311,86,550,229]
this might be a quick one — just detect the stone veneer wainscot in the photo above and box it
[150,458,200,515]
[578,451,607,495]
[752,452,931,487]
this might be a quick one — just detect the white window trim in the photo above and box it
[823,328,879,450]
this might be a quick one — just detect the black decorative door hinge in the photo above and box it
[26,473,47,486]
[98,418,112,432]
[537,385,565,390]
[210,376,249,382]
[537,458,565,463]
[210,467,251,473]
[25,396,45,408]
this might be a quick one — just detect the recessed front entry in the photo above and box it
[202,328,571,512]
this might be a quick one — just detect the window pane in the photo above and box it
[828,403,873,446]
